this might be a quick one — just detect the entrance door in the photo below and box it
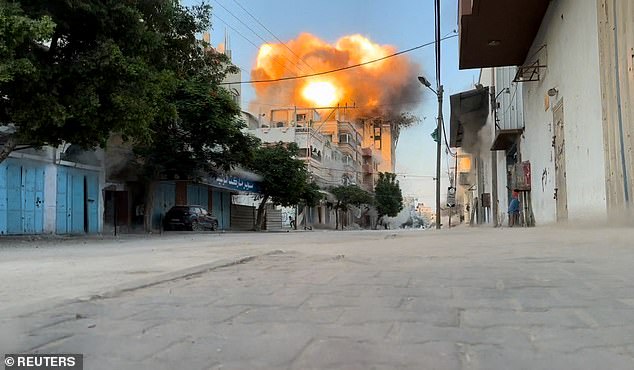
[3,161,45,234]
[553,99,568,221]
[56,167,100,234]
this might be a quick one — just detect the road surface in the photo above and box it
[2,226,634,369]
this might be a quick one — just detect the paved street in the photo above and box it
[3,227,634,369]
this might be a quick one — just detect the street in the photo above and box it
[2,227,634,369]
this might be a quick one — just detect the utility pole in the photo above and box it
[434,0,442,229]
[435,87,443,229]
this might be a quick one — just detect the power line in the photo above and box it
[229,0,316,73]
[249,99,422,109]
[219,34,459,85]
[211,13,298,78]
[212,0,309,75]
[441,120,456,157]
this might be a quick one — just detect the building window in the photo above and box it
[339,133,356,146]
[296,113,306,122]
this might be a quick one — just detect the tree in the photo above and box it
[133,58,261,230]
[249,142,314,231]
[0,1,54,157]
[330,185,374,230]
[374,172,404,228]
[0,0,213,162]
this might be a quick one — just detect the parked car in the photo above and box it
[163,205,219,231]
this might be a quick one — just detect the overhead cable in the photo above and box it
[219,34,459,85]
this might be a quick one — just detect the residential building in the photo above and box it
[453,0,633,225]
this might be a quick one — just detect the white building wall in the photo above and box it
[43,163,57,233]
[521,0,606,223]
[251,127,297,143]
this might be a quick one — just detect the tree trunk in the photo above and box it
[374,215,383,230]
[0,135,18,163]
[255,194,269,231]
[143,181,157,233]
[335,202,340,230]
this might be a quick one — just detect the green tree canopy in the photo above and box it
[330,185,374,229]
[374,172,404,220]
[249,142,316,230]
[134,61,260,181]
[0,0,216,162]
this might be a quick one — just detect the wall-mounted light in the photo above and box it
[547,88,559,97]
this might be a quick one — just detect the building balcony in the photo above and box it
[337,121,360,135]
[362,164,374,174]
[337,141,357,154]
[458,0,550,69]
[361,147,372,157]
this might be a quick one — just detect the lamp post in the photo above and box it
[418,76,443,229]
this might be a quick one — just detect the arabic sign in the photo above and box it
[209,176,261,193]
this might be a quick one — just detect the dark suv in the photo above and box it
[163,205,219,231]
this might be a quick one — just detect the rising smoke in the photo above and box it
[251,33,423,119]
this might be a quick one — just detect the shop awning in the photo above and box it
[458,0,550,69]
[490,128,523,151]
[449,87,490,148]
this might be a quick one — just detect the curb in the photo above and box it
[0,250,283,320]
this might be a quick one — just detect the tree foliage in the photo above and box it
[249,142,317,230]
[0,1,54,83]
[330,185,374,229]
[301,181,323,208]
[0,0,221,162]
[133,57,260,181]
[374,172,404,219]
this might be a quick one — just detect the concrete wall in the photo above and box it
[596,0,634,215]
[521,0,606,223]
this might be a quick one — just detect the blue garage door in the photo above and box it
[56,166,99,234]
[212,190,231,230]
[0,159,45,235]
[187,184,209,208]
[152,182,176,229]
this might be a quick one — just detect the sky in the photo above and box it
[184,0,480,209]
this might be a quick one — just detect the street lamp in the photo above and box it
[418,75,443,230]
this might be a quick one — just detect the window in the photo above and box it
[296,113,306,122]
[339,133,356,146]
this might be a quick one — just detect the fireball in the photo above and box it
[251,33,420,116]
[302,81,340,107]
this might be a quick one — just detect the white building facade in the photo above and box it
[455,0,633,226]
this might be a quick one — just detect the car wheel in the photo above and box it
[191,221,203,231]
[211,221,218,231]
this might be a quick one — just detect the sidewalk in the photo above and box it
[0,233,278,317]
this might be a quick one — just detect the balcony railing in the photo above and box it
[337,121,359,135]
[362,147,372,157]
[362,164,374,174]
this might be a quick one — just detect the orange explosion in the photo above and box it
[251,33,421,116]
